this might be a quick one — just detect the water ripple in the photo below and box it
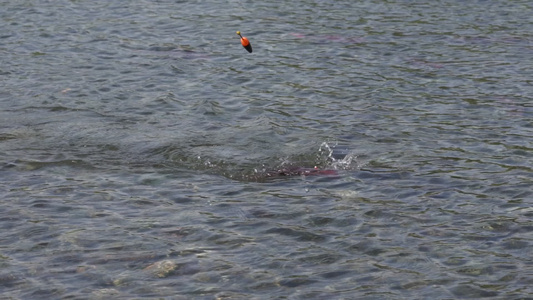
[1,0,533,298]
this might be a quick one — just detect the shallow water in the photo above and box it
[1,0,532,299]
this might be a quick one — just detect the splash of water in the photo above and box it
[319,142,361,170]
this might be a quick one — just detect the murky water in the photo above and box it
[1,0,532,299]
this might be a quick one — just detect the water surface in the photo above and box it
[1,0,532,299]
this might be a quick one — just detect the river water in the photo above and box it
[1,1,532,299]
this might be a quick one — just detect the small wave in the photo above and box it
[319,142,364,171]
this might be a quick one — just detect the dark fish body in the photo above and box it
[264,167,338,178]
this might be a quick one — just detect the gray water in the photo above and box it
[1,1,532,299]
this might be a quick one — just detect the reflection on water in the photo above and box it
[1,0,532,299]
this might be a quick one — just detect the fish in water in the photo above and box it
[227,165,340,182]
[263,166,338,178]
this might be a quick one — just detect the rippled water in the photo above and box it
[1,0,532,299]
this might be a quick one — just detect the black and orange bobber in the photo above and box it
[236,31,252,53]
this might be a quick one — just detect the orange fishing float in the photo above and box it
[236,31,252,53]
